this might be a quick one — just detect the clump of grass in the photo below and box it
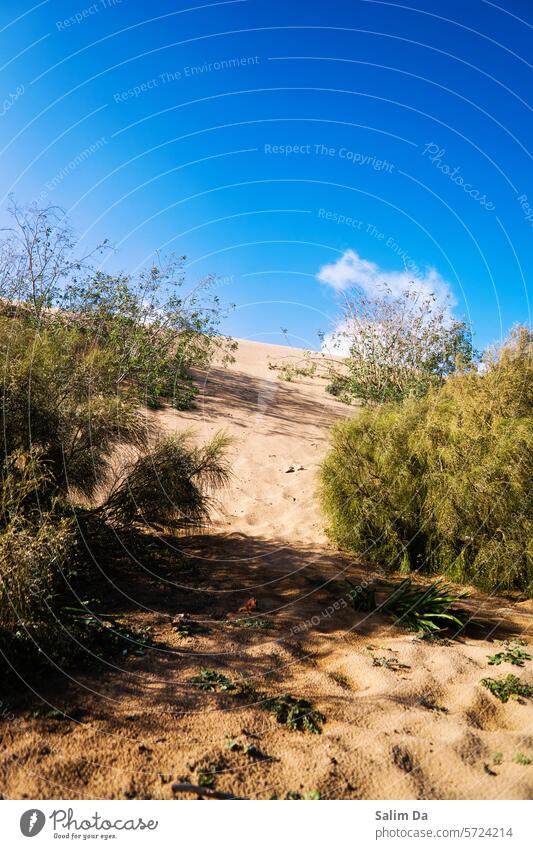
[493,752,504,765]
[351,578,470,635]
[380,580,470,635]
[320,327,533,595]
[513,752,532,765]
[488,640,531,667]
[189,668,234,692]
[481,674,533,703]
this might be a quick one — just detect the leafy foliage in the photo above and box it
[320,327,533,594]
[262,693,325,733]
[189,668,235,692]
[487,640,531,667]
[513,752,532,765]
[481,674,533,703]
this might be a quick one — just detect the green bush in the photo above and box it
[320,327,532,594]
[0,202,233,681]
[271,286,475,404]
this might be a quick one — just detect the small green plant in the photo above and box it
[419,697,448,713]
[285,790,321,800]
[513,752,532,765]
[232,679,260,700]
[188,755,227,789]
[189,668,234,692]
[263,694,325,734]
[173,620,209,639]
[243,743,263,758]
[329,671,351,689]
[493,752,503,765]
[370,654,401,670]
[380,580,470,634]
[197,767,217,788]
[481,674,533,703]
[195,672,325,734]
[366,647,407,671]
[488,640,531,667]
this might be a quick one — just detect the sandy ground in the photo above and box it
[1,339,532,800]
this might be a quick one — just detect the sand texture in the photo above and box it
[1,340,532,800]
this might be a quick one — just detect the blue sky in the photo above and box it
[0,0,531,350]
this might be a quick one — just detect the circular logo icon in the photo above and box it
[20,809,46,837]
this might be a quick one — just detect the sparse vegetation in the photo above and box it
[321,327,532,594]
[329,671,351,689]
[172,619,209,639]
[196,673,325,734]
[284,790,321,800]
[370,654,402,670]
[481,674,533,703]
[189,668,234,692]
[262,693,325,734]
[487,640,531,667]
[513,752,532,765]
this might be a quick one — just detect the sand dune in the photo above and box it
[1,340,532,800]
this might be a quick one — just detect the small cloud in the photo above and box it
[317,248,454,306]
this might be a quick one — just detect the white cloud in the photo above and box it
[317,249,457,356]
[317,248,454,307]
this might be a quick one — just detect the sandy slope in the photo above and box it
[1,340,532,800]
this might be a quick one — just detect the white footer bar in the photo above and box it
[2,799,531,848]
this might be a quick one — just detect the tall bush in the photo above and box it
[320,327,532,594]
[271,286,475,404]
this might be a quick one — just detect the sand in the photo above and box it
[1,339,532,800]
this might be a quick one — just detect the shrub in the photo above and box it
[320,327,532,594]
[271,286,475,404]
[0,202,233,681]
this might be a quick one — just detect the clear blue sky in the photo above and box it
[0,0,531,350]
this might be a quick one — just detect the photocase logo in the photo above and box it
[20,809,46,837]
